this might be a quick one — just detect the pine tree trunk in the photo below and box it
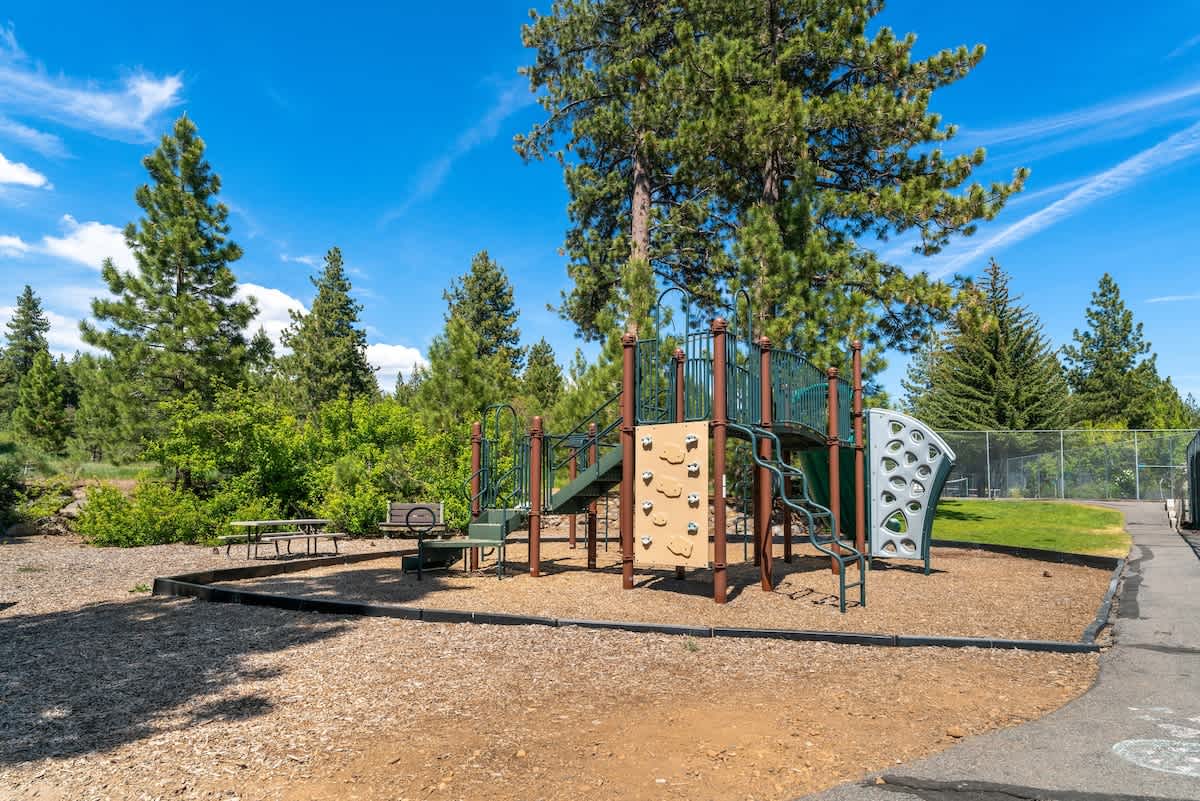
[627,131,652,336]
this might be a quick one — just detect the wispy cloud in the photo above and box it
[0,114,68,157]
[927,119,1200,277]
[1147,293,1200,304]
[280,253,318,267]
[380,80,536,225]
[956,80,1200,152]
[0,150,50,188]
[0,24,183,142]
[1167,33,1200,60]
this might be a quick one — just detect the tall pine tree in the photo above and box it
[443,251,524,373]
[911,260,1067,430]
[279,247,377,413]
[1,285,52,418]
[13,349,70,454]
[81,115,256,441]
[1061,273,1165,428]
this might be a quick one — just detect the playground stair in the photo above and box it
[546,444,624,515]
[731,422,867,612]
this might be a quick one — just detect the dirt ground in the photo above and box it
[1,533,1102,801]
[225,527,1113,642]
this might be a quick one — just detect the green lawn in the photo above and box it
[933,499,1131,557]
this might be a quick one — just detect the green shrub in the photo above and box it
[0,455,21,527]
[77,482,213,546]
[319,485,386,536]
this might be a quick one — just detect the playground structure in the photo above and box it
[424,291,957,612]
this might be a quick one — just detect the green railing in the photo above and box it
[725,332,760,425]
[770,348,826,436]
[542,391,622,506]
[636,330,715,424]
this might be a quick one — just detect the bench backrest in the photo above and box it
[387,501,444,527]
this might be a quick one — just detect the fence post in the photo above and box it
[711,318,729,604]
[985,430,993,500]
[568,447,577,549]
[675,347,687,580]
[1059,430,1065,500]
[529,416,544,577]
[1134,430,1141,501]
[852,341,866,557]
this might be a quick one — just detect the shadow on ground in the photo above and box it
[0,572,451,765]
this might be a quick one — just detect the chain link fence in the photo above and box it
[936,429,1198,502]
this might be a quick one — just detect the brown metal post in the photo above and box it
[469,421,482,571]
[620,333,637,590]
[568,449,578,549]
[587,422,598,570]
[674,347,687,580]
[529,416,544,578]
[757,338,773,591]
[827,367,841,574]
[711,319,729,604]
[783,449,793,563]
[852,341,866,559]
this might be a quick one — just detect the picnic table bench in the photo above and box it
[225,519,345,559]
[377,502,466,578]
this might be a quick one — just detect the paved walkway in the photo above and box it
[802,501,1200,801]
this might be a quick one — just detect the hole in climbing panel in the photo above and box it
[882,457,899,473]
[883,511,908,533]
[916,465,932,479]
[882,491,897,505]
[911,480,926,498]
[910,430,925,443]
[928,445,941,460]
[881,541,898,555]
[889,475,907,491]
[887,439,903,453]
[903,451,918,466]
[889,421,904,435]
[906,500,922,514]
[900,538,917,553]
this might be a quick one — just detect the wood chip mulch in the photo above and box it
[1,533,1100,801]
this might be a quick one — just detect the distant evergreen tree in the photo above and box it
[247,327,276,378]
[394,368,424,406]
[916,260,1068,430]
[415,316,512,434]
[900,329,944,419]
[1,285,52,418]
[279,247,377,413]
[69,356,137,463]
[522,338,563,410]
[1062,274,1161,427]
[81,115,256,441]
[443,251,523,373]
[13,349,70,453]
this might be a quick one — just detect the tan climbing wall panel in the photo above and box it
[633,422,709,568]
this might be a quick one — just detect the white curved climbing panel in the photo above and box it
[866,409,956,561]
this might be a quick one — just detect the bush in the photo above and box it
[0,455,21,527]
[319,485,387,536]
[77,482,213,546]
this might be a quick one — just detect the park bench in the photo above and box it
[378,502,461,576]
[225,518,340,558]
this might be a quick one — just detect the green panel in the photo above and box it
[547,444,624,514]
[797,446,859,541]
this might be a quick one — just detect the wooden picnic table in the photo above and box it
[225,518,342,559]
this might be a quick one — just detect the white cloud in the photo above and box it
[0,150,49,187]
[927,119,1200,277]
[0,24,182,141]
[237,282,306,346]
[381,80,536,224]
[1147,293,1200,304]
[0,114,67,158]
[0,233,29,257]
[41,214,134,271]
[367,343,428,389]
[281,253,318,267]
[958,80,1200,150]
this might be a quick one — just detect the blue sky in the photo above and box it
[0,2,1198,401]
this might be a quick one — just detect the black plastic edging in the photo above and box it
[1081,557,1126,644]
